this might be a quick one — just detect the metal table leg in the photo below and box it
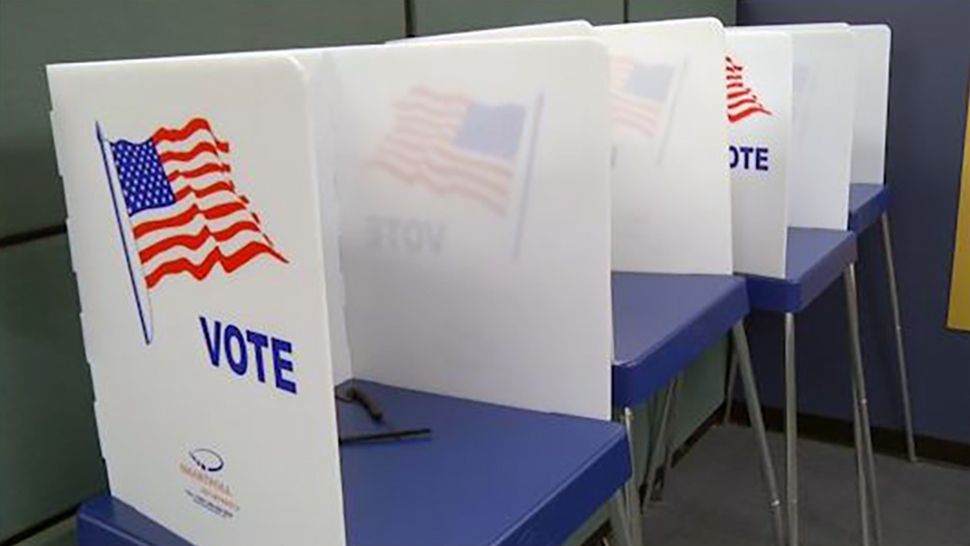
[852,373,872,546]
[609,490,635,546]
[723,348,739,425]
[643,382,676,507]
[845,264,884,545]
[657,375,682,501]
[732,322,786,546]
[880,213,918,463]
[621,407,644,546]
[784,312,798,546]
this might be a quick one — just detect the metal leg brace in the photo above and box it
[621,407,644,546]
[643,382,676,508]
[732,322,786,546]
[784,312,798,546]
[724,348,739,425]
[657,375,681,501]
[880,213,918,463]
[845,264,884,545]
[608,490,635,546]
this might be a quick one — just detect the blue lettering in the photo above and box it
[272,338,297,394]
[200,316,222,367]
[246,330,269,383]
[224,324,247,376]
[755,147,769,171]
[728,144,770,172]
[199,315,296,395]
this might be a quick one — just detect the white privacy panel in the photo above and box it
[48,53,346,546]
[850,24,891,185]
[747,23,857,230]
[324,39,613,420]
[725,30,792,278]
[596,18,733,274]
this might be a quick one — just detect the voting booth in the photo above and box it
[48,37,623,546]
[725,23,884,546]
[844,24,917,464]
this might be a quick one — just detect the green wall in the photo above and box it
[629,0,735,25]
[0,0,733,542]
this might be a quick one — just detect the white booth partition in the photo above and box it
[326,39,614,420]
[596,18,734,275]
[48,53,348,546]
[850,24,892,186]
[725,29,793,278]
[747,23,858,231]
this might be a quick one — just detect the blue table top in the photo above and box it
[611,273,749,408]
[77,380,631,546]
[848,183,890,233]
[745,227,857,314]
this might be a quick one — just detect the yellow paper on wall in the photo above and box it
[947,77,970,331]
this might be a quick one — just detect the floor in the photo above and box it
[640,424,970,546]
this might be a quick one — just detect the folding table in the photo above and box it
[612,272,784,546]
[848,182,917,462]
[743,227,882,546]
[76,381,633,546]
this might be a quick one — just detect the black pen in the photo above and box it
[339,428,432,445]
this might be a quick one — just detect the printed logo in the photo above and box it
[610,56,678,138]
[726,56,773,124]
[189,448,224,472]
[368,86,544,259]
[179,447,238,519]
[95,117,288,344]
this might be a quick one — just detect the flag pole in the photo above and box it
[512,92,545,260]
[96,123,152,344]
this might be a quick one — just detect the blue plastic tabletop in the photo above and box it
[848,183,890,233]
[77,380,630,546]
[611,273,749,408]
[745,227,857,314]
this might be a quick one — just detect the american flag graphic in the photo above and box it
[104,117,287,291]
[726,56,773,124]
[610,56,676,137]
[370,86,527,216]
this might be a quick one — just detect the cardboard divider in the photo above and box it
[726,29,793,278]
[324,39,613,420]
[596,18,733,274]
[48,53,347,546]
[745,23,857,230]
[850,25,892,186]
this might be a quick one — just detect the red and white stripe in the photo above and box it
[726,56,773,124]
[370,86,515,215]
[131,118,286,289]
[610,56,661,136]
